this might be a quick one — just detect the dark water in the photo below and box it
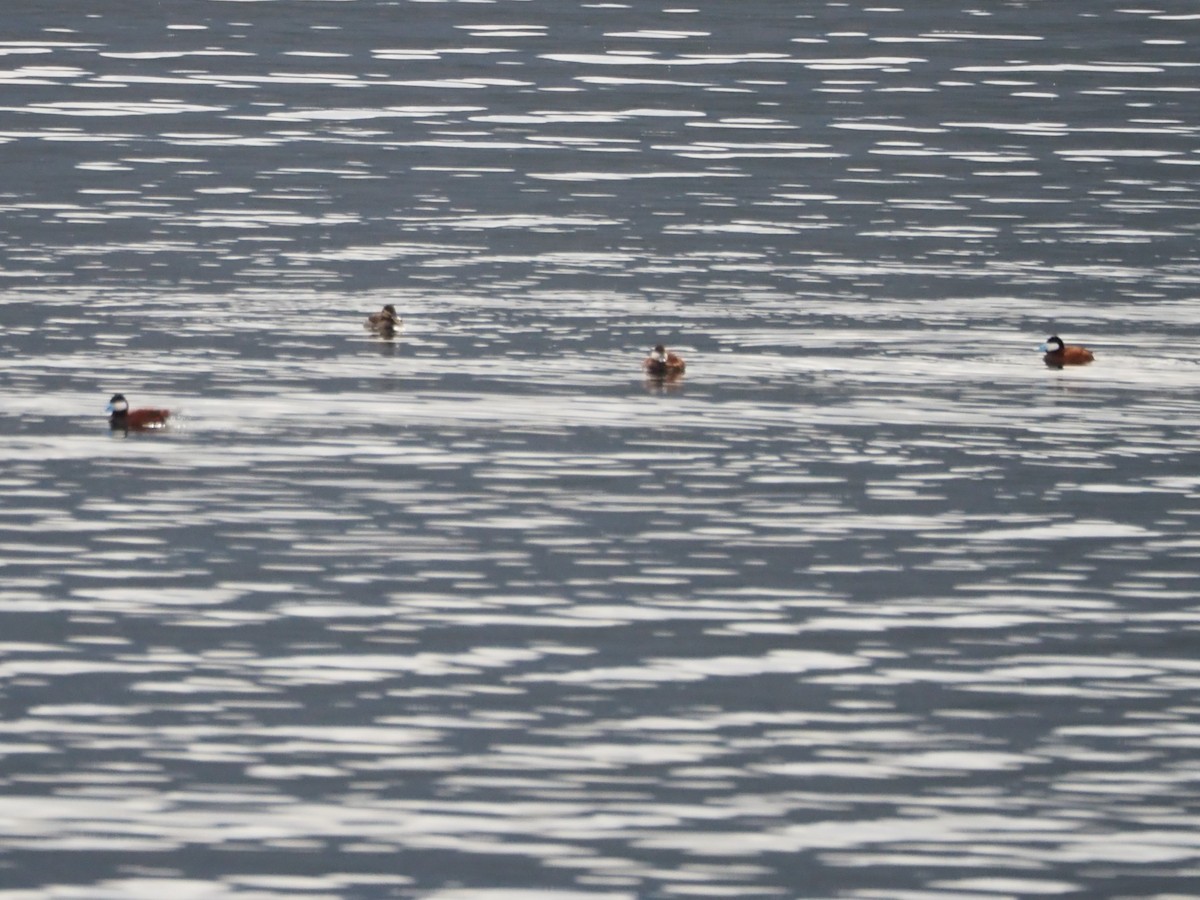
[2,1,1200,898]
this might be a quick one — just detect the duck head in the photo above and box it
[1039,335,1064,353]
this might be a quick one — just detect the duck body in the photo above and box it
[107,394,170,430]
[366,304,401,334]
[1040,335,1094,367]
[643,344,686,377]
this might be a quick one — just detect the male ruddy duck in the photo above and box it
[107,394,170,430]
[643,344,686,378]
[366,304,401,335]
[1040,335,1094,368]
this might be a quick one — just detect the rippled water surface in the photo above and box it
[2,1,1200,897]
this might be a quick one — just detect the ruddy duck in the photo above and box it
[643,344,686,377]
[366,304,401,334]
[107,394,170,430]
[1040,335,1094,367]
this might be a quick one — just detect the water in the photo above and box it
[2,1,1200,897]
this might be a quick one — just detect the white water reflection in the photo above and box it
[1,1,1200,897]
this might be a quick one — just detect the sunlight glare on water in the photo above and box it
[2,1,1200,898]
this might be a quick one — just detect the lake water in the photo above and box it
[2,1,1200,898]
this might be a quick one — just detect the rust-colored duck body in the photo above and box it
[643,344,686,378]
[107,394,170,430]
[1040,335,1094,367]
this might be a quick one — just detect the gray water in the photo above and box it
[2,1,1200,898]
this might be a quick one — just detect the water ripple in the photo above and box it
[1,2,1199,897]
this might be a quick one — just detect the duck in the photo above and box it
[643,343,686,378]
[1040,335,1094,367]
[366,304,401,334]
[107,394,170,430]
